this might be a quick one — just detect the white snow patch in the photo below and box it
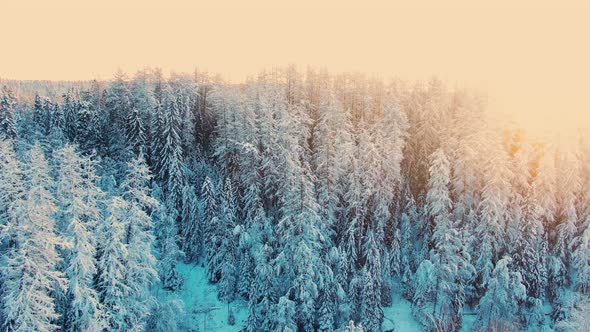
[382,291,422,332]
[155,262,248,331]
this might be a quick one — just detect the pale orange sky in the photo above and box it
[1,0,589,136]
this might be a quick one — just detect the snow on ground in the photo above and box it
[460,312,476,332]
[154,268,488,332]
[155,262,248,332]
[382,290,422,332]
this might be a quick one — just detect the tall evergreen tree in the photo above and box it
[155,199,183,291]
[0,85,17,141]
[180,184,200,263]
[120,154,160,326]
[62,90,79,142]
[217,178,239,303]
[1,144,66,331]
[54,145,104,332]
[152,84,185,207]
[96,197,131,331]
[472,256,526,332]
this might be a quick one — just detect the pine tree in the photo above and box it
[155,200,183,291]
[49,102,66,144]
[54,145,104,331]
[105,70,132,155]
[181,184,200,263]
[274,155,328,331]
[271,297,298,332]
[554,292,590,331]
[474,141,511,294]
[416,147,475,330]
[152,84,185,207]
[550,148,580,298]
[0,140,23,234]
[472,256,526,331]
[126,107,146,155]
[412,259,437,329]
[217,178,238,303]
[128,72,153,155]
[120,154,160,326]
[513,149,554,303]
[1,144,66,331]
[399,201,415,298]
[244,243,276,332]
[77,91,102,153]
[317,264,340,332]
[312,87,353,235]
[572,222,590,294]
[360,230,383,331]
[96,197,131,331]
[32,93,49,136]
[62,90,79,142]
[202,176,222,282]
[430,193,473,328]
[0,85,17,141]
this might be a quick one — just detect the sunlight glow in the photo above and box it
[1,0,589,137]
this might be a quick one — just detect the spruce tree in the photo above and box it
[120,154,160,325]
[473,256,526,331]
[54,145,104,331]
[0,85,17,141]
[1,144,66,331]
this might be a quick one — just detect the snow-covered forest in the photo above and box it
[0,67,589,332]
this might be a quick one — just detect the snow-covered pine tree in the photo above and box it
[0,140,23,235]
[513,148,554,308]
[105,70,132,156]
[217,178,239,304]
[201,175,223,282]
[317,253,343,332]
[474,138,511,295]
[128,71,154,156]
[54,145,104,331]
[312,86,353,236]
[472,256,526,332]
[399,197,415,298]
[120,154,160,326]
[506,144,530,255]
[1,144,66,331]
[181,184,200,263]
[360,229,383,331]
[554,292,590,331]
[96,196,131,331]
[420,147,475,330]
[449,95,484,228]
[244,242,277,332]
[237,173,266,299]
[48,102,67,150]
[0,85,17,141]
[274,153,329,331]
[62,89,79,142]
[32,93,49,137]
[572,220,590,294]
[412,259,437,329]
[152,83,185,207]
[77,90,103,154]
[270,296,298,332]
[424,148,453,248]
[549,148,580,299]
[155,199,183,291]
[169,73,198,159]
[126,107,146,155]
